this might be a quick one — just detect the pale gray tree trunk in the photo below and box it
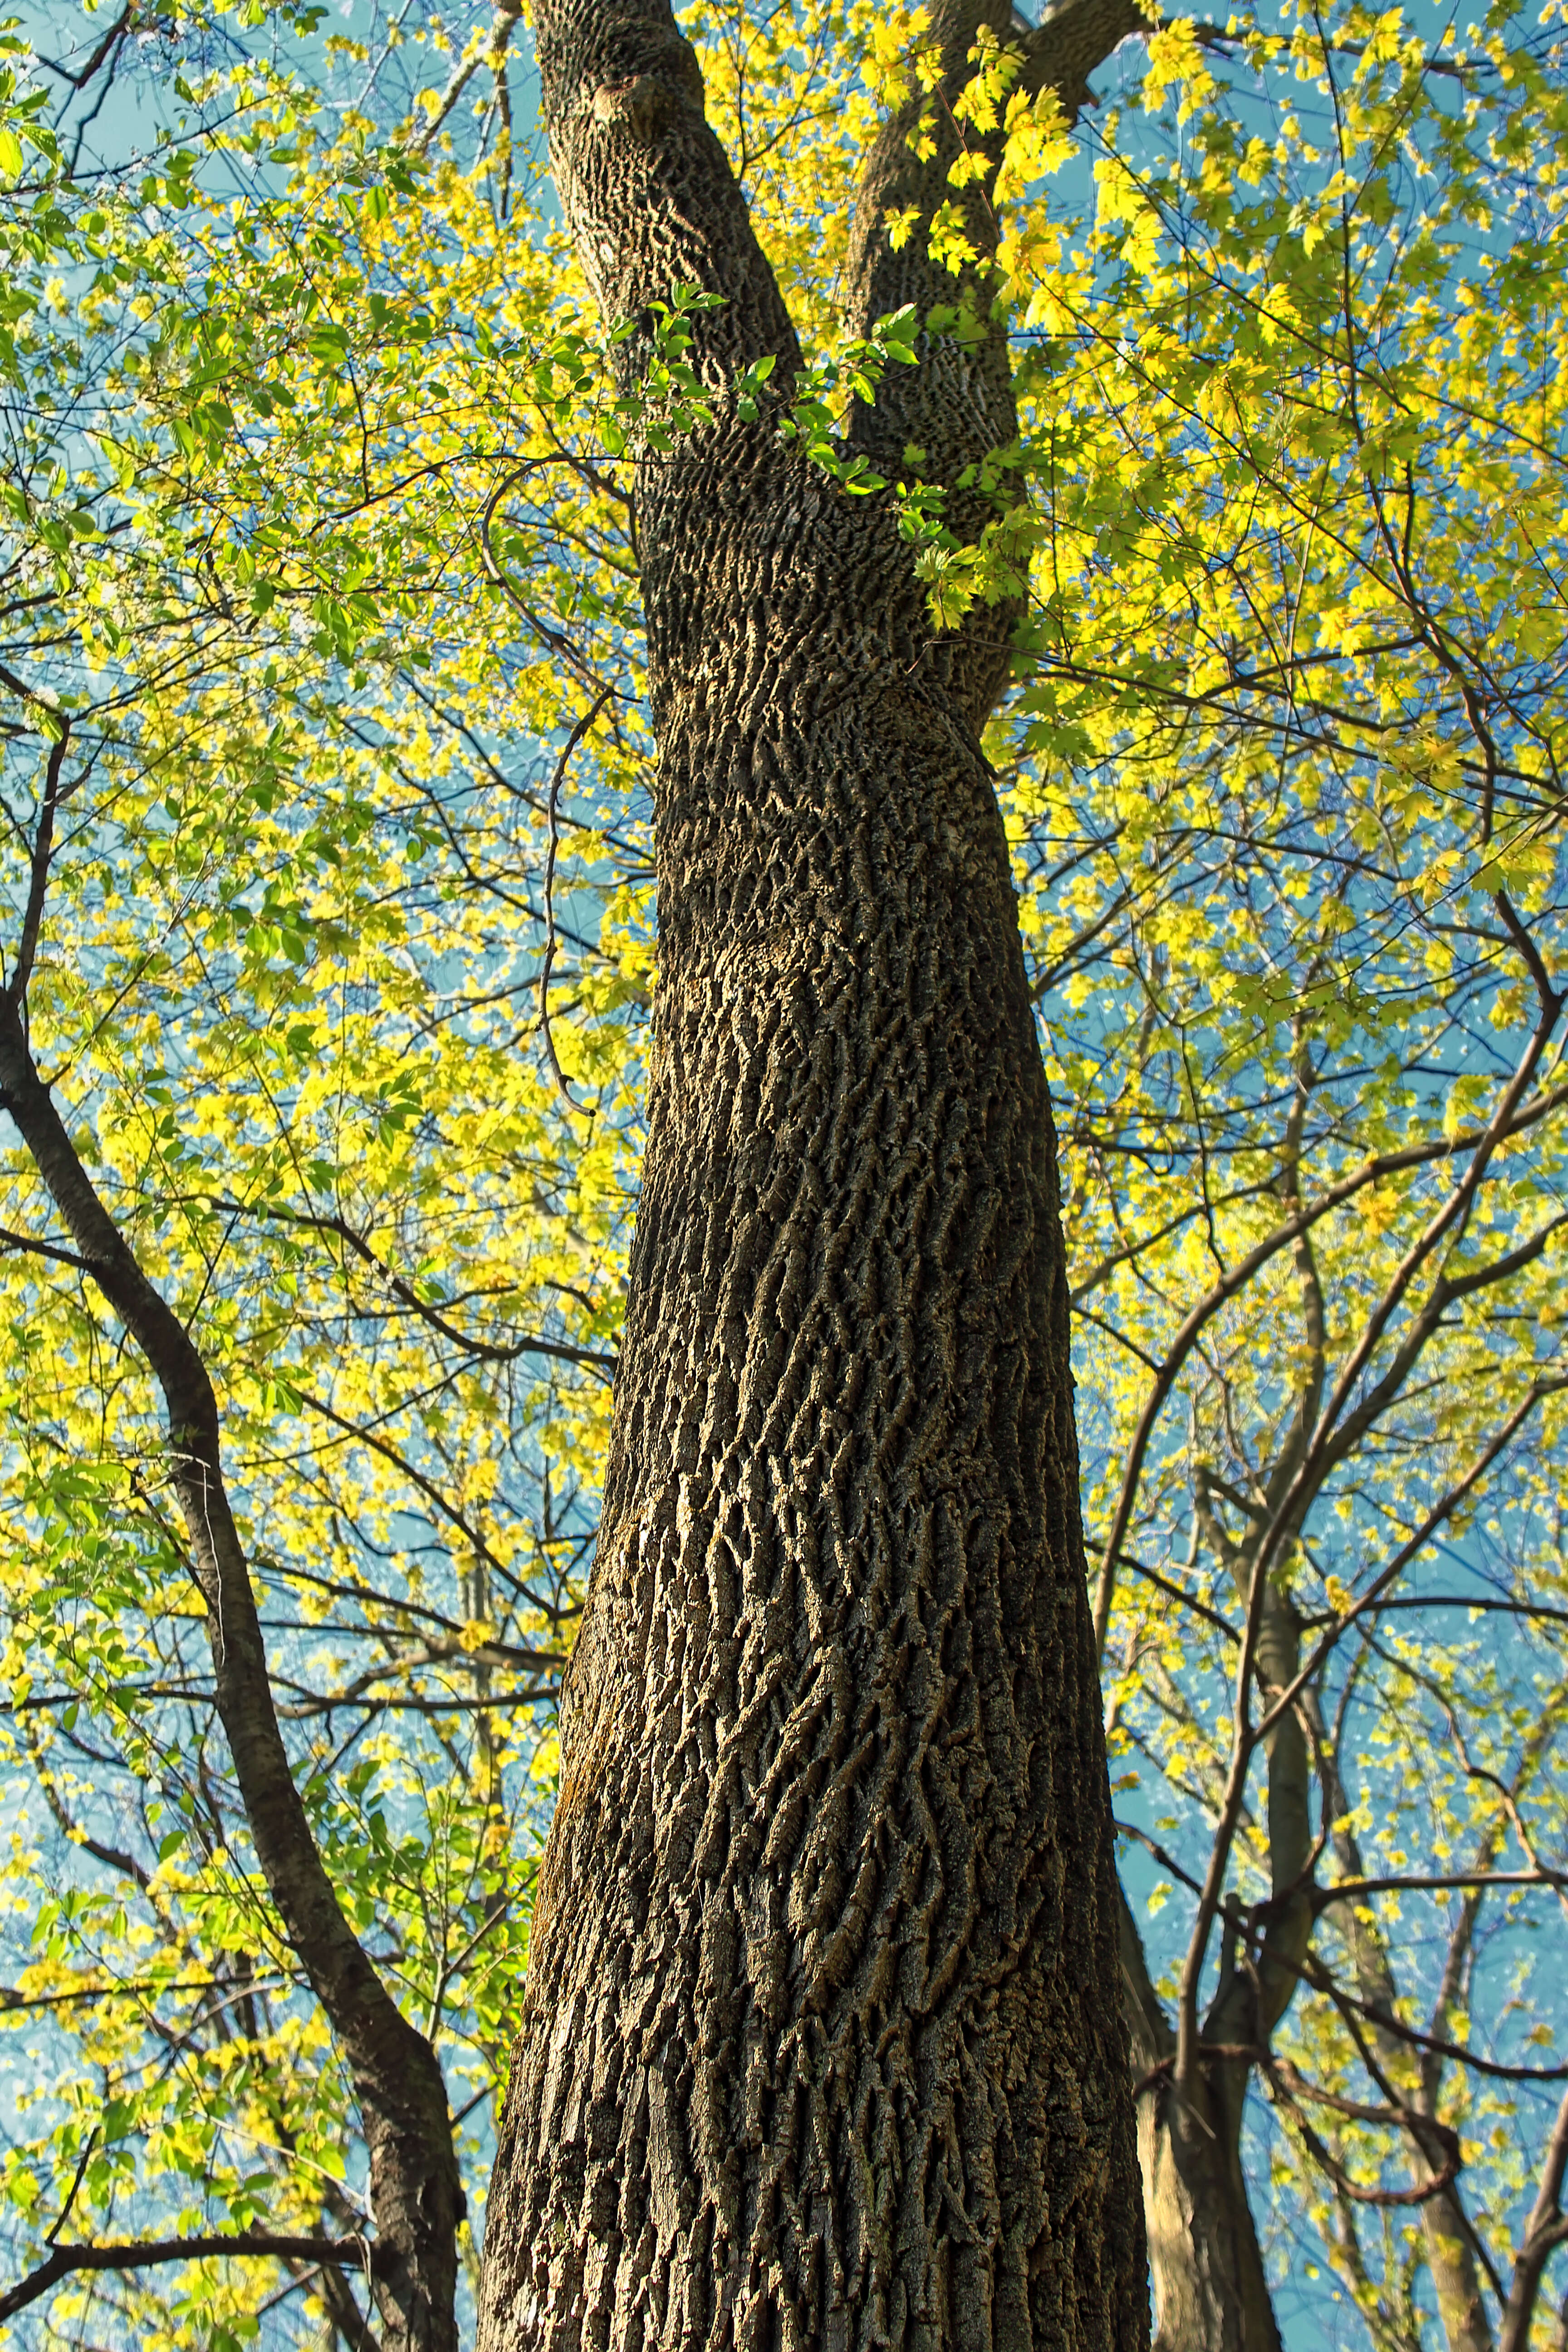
[1114,1575,1312,2352]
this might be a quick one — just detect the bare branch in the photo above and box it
[5,717,69,1011]
[1500,2088,1568,2352]
[1090,1065,1568,1655]
[412,0,522,152]
[211,1198,615,1376]
[1313,1871,1568,1908]
[0,2232,370,2326]
[540,682,615,1110]
[0,1222,92,1271]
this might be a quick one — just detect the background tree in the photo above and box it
[0,18,642,2347]
[991,10,1568,2346]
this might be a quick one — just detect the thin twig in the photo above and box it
[6,716,70,1012]
[539,684,614,1109]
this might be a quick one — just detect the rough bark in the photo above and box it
[842,0,1149,729]
[0,992,464,2352]
[478,6,1147,2350]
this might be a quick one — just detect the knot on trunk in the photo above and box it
[592,75,672,143]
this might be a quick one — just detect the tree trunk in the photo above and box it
[1113,1560,1313,2350]
[1140,2082,1279,2352]
[1307,1696,1494,2352]
[477,6,1147,2350]
[1118,1893,1280,2352]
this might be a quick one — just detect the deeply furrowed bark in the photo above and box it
[478,5,1147,2350]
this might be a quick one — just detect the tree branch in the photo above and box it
[532,0,801,394]
[0,2232,369,2326]
[0,999,462,2352]
[1093,1139,1486,1652]
[210,1197,615,1376]
[5,716,69,1013]
[1175,1366,1566,2094]
[843,0,1149,725]
[1501,2087,1568,2352]
[539,682,615,1109]
[0,1222,91,1270]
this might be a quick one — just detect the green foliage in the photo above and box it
[1,0,1567,2344]
[0,4,644,2338]
[980,0,1568,2332]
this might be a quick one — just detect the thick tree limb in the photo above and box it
[530,0,801,392]
[1118,1878,1283,2348]
[846,0,1148,459]
[0,997,462,2352]
[844,0,1148,724]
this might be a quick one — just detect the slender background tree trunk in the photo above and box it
[1310,1707,1495,2352]
[478,6,1149,2349]
[1118,1894,1280,2352]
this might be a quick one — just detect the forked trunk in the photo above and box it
[476,7,1147,2348]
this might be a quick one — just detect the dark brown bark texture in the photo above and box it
[479,7,1147,2352]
